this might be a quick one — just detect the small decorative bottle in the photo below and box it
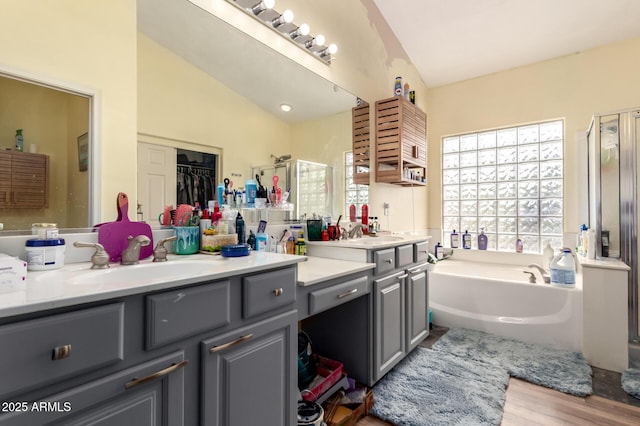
[516,238,524,253]
[15,129,23,152]
[477,228,488,250]
[450,229,459,248]
[435,242,444,260]
[462,230,472,249]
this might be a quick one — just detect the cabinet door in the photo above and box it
[201,310,297,426]
[0,352,186,426]
[406,268,429,352]
[374,272,405,382]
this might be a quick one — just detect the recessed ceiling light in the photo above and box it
[280,103,292,112]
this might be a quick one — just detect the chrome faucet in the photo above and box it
[73,241,110,269]
[347,223,365,239]
[527,264,550,284]
[121,235,151,265]
[153,235,178,262]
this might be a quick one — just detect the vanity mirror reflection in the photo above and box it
[0,74,91,231]
[0,0,367,235]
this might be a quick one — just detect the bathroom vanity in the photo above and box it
[0,234,429,426]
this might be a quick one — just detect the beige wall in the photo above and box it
[426,36,640,233]
[0,0,137,223]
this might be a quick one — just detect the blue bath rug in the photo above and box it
[371,347,509,426]
[432,327,593,396]
[622,368,640,399]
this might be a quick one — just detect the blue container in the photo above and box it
[245,179,257,206]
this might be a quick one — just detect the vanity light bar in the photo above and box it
[226,0,337,64]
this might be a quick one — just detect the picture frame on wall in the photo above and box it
[77,132,88,172]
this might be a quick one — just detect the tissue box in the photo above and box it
[0,254,28,291]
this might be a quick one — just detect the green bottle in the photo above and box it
[15,129,23,152]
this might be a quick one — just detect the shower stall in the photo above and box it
[587,107,640,366]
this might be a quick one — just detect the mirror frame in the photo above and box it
[0,64,100,232]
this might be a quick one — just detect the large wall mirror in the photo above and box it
[0,73,93,232]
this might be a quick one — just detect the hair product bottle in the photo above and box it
[462,230,471,249]
[450,229,459,248]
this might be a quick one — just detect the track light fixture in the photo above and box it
[226,0,337,64]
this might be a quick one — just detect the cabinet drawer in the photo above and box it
[373,248,396,276]
[414,241,429,263]
[243,267,296,319]
[0,303,124,398]
[309,276,369,316]
[396,244,414,268]
[146,280,230,349]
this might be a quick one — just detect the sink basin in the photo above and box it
[32,258,220,286]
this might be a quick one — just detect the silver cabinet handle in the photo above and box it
[337,288,358,299]
[397,274,409,280]
[52,344,72,360]
[210,334,254,353]
[273,288,283,297]
[381,283,400,294]
[386,259,393,264]
[125,360,188,389]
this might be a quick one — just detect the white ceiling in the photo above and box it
[373,0,640,87]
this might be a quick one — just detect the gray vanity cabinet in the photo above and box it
[405,263,429,353]
[0,351,186,426]
[371,243,430,383]
[373,271,406,381]
[200,310,297,426]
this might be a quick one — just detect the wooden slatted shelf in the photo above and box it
[375,97,426,186]
[0,151,49,208]
[352,102,370,185]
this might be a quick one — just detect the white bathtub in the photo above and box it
[430,259,583,352]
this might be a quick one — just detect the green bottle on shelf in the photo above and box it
[15,129,23,152]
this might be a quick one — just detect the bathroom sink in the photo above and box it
[31,258,220,286]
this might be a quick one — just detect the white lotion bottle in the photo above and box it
[542,242,554,271]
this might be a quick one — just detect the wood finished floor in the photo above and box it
[356,377,640,425]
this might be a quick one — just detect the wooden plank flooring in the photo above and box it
[355,377,640,425]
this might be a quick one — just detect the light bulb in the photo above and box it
[280,104,292,112]
[314,34,325,46]
[272,9,294,27]
[327,43,338,54]
[252,0,275,15]
[289,23,310,40]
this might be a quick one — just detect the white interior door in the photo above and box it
[137,142,176,227]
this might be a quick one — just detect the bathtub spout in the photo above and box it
[527,264,550,284]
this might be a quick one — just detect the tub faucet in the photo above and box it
[121,235,151,265]
[527,264,550,284]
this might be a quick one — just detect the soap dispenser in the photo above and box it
[435,242,444,260]
[477,228,487,250]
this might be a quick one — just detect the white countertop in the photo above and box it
[305,233,430,250]
[0,252,306,319]
[577,255,630,271]
[297,257,374,287]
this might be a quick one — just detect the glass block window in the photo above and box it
[345,151,369,217]
[442,120,564,252]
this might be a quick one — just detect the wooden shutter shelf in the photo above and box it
[352,102,370,185]
[374,97,427,186]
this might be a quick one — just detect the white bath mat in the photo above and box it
[432,327,593,396]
